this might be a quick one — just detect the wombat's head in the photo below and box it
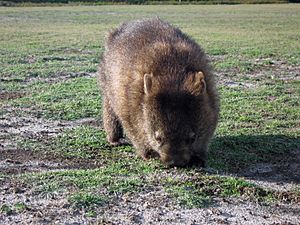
[143,72,207,167]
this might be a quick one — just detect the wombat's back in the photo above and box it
[106,18,181,52]
[99,18,217,110]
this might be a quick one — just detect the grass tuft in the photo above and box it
[69,192,107,209]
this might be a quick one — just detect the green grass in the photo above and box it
[0,204,13,216]
[209,134,299,171]
[20,164,281,209]
[165,184,211,208]
[14,203,28,213]
[219,83,299,136]
[1,5,299,87]
[21,154,159,195]
[1,5,299,211]
[69,192,107,211]
[20,125,135,161]
[0,203,28,215]
[209,81,300,171]
[55,126,108,158]
[3,0,289,7]
[165,173,278,208]
[0,173,7,179]
[9,77,101,120]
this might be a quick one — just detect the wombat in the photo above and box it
[98,18,219,167]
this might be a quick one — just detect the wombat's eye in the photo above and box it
[186,132,196,144]
[155,131,163,144]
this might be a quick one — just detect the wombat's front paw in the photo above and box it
[108,138,131,146]
[189,155,207,168]
[139,149,159,160]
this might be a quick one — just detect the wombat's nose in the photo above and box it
[161,153,190,167]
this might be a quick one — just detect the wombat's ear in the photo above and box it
[144,73,153,95]
[184,71,206,95]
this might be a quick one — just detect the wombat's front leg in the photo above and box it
[135,144,159,160]
[103,97,125,146]
[190,150,207,167]
[190,141,209,167]
[190,135,214,167]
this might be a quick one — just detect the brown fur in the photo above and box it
[98,18,219,167]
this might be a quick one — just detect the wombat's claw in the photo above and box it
[109,138,131,146]
[140,149,159,160]
[189,157,207,168]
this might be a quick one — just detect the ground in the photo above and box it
[0,4,300,225]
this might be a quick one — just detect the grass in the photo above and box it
[209,134,299,171]
[1,4,299,214]
[69,192,107,210]
[14,203,28,213]
[0,173,7,179]
[21,154,159,196]
[209,81,300,170]
[10,77,101,120]
[0,204,13,216]
[1,5,299,88]
[20,162,282,210]
[55,126,108,158]
[165,175,276,208]
[0,203,28,216]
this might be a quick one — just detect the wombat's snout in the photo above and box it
[160,152,191,167]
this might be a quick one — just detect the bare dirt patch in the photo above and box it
[1,184,299,225]
[0,72,96,87]
[27,72,96,84]
[99,193,300,225]
[0,114,100,139]
[0,109,104,175]
[240,147,300,193]
[213,57,300,86]
[0,149,67,175]
[0,91,25,101]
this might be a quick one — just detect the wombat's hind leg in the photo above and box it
[103,97,125,146]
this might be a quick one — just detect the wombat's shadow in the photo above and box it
[209,134,300,184]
